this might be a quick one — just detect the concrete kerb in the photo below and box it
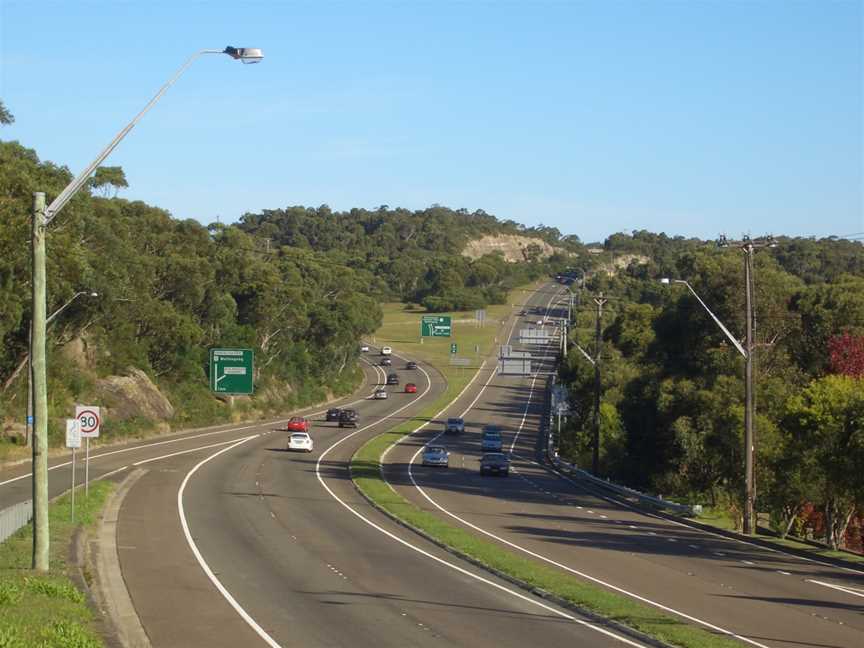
[87,468,151,648]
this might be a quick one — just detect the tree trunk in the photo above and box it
[2,352,29,392]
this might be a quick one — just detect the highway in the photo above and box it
[383,284,864,648]
[105,298,650,647]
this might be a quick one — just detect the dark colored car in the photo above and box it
[445,417,465,434]
[380,357,392,366]
[480,452,510,477]
[339,408,359,428]
[406,361,418,370]
[386,372,399,385]
[326,408,342,422]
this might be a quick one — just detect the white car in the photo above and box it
[360,344,370,353]
[287,432,313,452]
[536,319,545,326]
[381,346,392,355]
[422,446,450,467]
[373,388,388,400]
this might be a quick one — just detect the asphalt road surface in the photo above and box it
[384,284,864,648]
[112,325,648,646]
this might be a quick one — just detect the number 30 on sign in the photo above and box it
[75,405,101,438]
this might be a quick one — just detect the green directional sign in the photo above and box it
[421,315,452,337]
[210,348,254,395]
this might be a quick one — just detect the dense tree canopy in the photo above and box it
[555,231,864,547]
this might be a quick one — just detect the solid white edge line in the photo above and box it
[806,579,864,599]
[316,405,647,646]
[399,285,773,648]
[177,434,282,648]
[1,359,385,490]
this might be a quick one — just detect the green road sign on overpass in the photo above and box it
[210,348,254,395]
[421,315,452,337]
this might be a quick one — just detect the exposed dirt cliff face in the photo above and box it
[461,234,563,263]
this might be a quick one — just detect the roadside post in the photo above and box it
[65,419,81,521]
[75,405,100,496]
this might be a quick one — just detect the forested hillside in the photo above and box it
[0,136,561,450]
[237,205,574,311]
[558,231,864,549]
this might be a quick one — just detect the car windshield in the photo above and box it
[291,434,308,440]
[482,453,506,461]
[290,417,303,423]
[426,447,445,454]
[483,430,501,437]
[447,418,462,425]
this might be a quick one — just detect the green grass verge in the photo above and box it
[352,289,742,648]
[695,508,864,566]
[0,481,113,647]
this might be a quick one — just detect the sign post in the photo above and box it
[209,348,254,395]
[420,316,452,338]
[75,405,100,496]
[65,419,81,521]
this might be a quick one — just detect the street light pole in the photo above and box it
[592,292,607,475]
[30,45,262,571]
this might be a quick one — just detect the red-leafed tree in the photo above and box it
[828,331,864,377]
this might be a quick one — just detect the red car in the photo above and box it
[405,383,417,394]
[286,416,310,432]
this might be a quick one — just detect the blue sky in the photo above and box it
[1,1,861,243]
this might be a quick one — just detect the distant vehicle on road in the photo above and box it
[380,357,392,366]
[445,417,465,434]
[326,408,342,422]
[386,372,400,385]
[339,409,358,428]
[481,425,503,452]
[422,446,449,467]
[287,432,313,452]
[480,452,510,476]
[373,388,388,400]
[536,319,545,326]
[405,383,417,394]
[406,360,418,370]
[360,344,370,353]
[518,309,527,316]
[286,417,310,433]
[381,346,392,355]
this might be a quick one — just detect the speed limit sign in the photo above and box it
[75,405,101,438]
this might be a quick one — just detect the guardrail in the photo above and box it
[0,500,32,544]
[542,377,701,518]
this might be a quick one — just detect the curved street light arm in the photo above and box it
[675,280,747,357]
[45,49,224,224]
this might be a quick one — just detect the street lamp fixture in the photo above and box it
[661,277,756,535]
[29,45,262,571]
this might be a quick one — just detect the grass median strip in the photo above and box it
[1,481,112,648]
[353,294,743,648]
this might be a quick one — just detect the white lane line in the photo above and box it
[2,359,386,490]
[177,435,281,647]
[317,421,647,646]
[741,561,755,566]
[405,449,771,648]
[777,571,791,576]
[529,453,864,578]
[133,438,258,466]
[806,579,864,599]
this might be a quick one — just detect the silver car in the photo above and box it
[373,388,388,400]
[422,445,449,467]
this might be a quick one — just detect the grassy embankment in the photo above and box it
[353,288,741,648]
[0,481,113,647]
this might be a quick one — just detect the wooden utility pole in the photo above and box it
[31,192,49,571]
[592,292,607,475]
[719,235,775,535]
